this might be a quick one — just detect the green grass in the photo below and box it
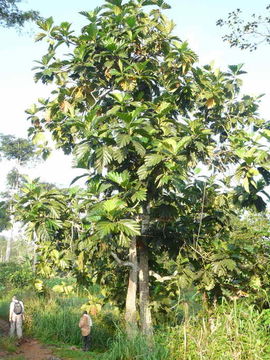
[0,300,9,320]
[0,336,17,353]
[54,346,102,360]
[100,332,169,360]
[164,301,270,360]
[26,299,116,350]
[2,285,270,359]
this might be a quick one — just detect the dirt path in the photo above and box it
[0,318,61,360]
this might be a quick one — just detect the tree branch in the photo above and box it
[149,270,178,282]
[111,251,138,272]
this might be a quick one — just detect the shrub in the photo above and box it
[0,262,34,290]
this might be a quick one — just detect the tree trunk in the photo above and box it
[139,242,153,336]
[32,230,38,271]
[5,173,18,262]
[5,218,14,262]
[125,236,138,336]
[5,236,12,261]
[138,205,153,336]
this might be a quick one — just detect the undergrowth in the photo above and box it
[0,336,17,353]
[1,269,270,359]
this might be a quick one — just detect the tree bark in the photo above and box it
[138,205,153,337]
[125,236,138,336]
[138,242,153,336]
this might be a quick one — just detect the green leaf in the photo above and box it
[96,221,115,237]
[131,189,147,202]
[176,136,192,151]
[137,165,149,180]
[37,17,54,32]
[116,134,131,147]
[102,198,126,213]
[156,101,171,114]
[85,24,98,39]
[95,146,113,173]
[110,91,125,103]
[132,140,146,157]
[145,154,163,167]
[74,142,91,162]
[106,170,130,187]
[32,132,46,145]
[112,148,125,163]
[243,177,250,193]
[105,0,123,7]
[125,16,136,28]
[109,69,121,76]
[107,105,121,115]
[35,33,47,42]
[117,219,140,236]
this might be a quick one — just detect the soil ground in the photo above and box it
[0,319,60,360]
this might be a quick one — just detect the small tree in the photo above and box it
[27,0,270,335]
[0,134,39,261]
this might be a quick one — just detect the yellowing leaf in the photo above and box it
[44,109,51,122]
[250,276,261,289]
[120,80,136,91]
[74,89,84,100]
[206,98,216,109]
[77,252,84,271]
[105,68,112,79]
[156,101,171,114]
[113,6,122,15]
[243,177,250,193]
[60,100,72,113]
[34,279,44,293]
[118,59,123,72]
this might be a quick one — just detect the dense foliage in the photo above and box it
[20,0,270,335]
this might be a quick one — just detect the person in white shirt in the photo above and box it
[78,311,93,351]
[9,296,24,339]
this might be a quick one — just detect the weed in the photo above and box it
[0,336,17,353]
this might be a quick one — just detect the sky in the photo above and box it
[0,0,269,190]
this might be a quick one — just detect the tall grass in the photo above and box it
[165,301,270,360]
[0,300,9,320]
[101,331,169,360]
[1,286,270,359]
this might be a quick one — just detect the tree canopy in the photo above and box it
[0,133,37,165]
[22,0,270,335]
